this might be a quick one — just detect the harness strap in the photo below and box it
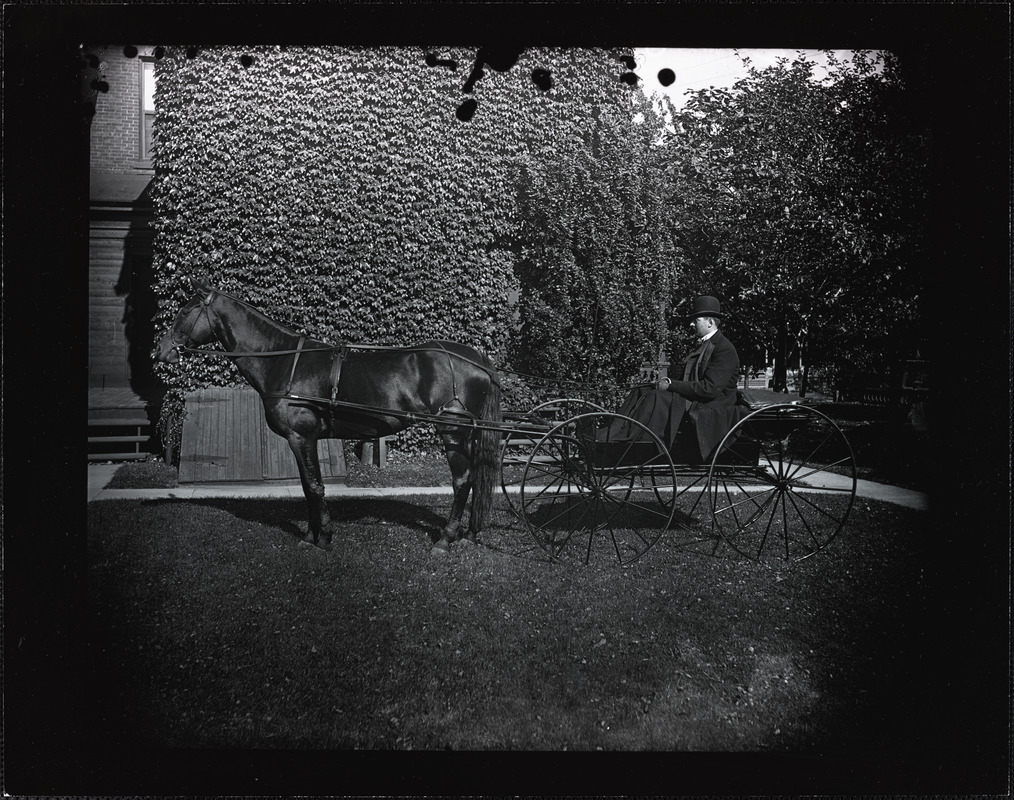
[431,341,462,407]
[285,335,306,395]
[329,346,348,406]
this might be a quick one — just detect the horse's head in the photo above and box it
[153,282,219,364]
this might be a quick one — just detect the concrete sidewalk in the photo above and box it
[87,463,455,502]
[88,463,928,510]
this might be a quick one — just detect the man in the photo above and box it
[607,295,744,463]
[656,295,743,462]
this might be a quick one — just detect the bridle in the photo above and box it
[169,288,217,356]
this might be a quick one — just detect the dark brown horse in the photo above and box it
[154,281,502,553]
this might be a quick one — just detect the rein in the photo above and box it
[173,287,501,381]
[175,340,500,381]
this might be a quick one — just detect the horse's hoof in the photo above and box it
[430,541,450,556]
[459,536,477,547]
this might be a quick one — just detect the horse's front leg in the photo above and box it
[286,433,333,551]
[432,428,473,553]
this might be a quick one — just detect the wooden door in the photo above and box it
[179,388,346,483]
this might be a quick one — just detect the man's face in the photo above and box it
[691,316,712,339]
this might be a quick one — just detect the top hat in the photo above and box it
[686,295,724,320]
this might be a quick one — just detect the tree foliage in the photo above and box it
[512,91,678,389]
[661,50,929,391]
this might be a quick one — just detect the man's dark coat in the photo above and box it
[667,329,744,460]
[608,329,744,461]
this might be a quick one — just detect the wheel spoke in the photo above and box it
[519,458,568,482]
[540,500,591,558]
[777,488,791,560]
[676,470,708,497]
[713,481,778,520]
[787,485,851,525]
[721,486,780,558]
[788,424,838,470]
[598,461,642,490]
[751,489,782,559]
[535,494,589,531]
[599,486,674,525]
[685,487,706,516]
[744,486,782,540]
[785,457,855,485]
[726,471,774,510]
[525,470,571,503]
[721,435,763,466]
[784,489,828,551]
[598,494,659,564]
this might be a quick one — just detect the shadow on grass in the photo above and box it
[139,495,451,545]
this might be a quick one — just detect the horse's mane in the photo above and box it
[217,290,305,341]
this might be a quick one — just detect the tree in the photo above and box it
[662,51,929,395]
[511,90,679,393]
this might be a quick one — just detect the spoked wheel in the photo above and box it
[651,465,710,514]
[519,412,677,566]
[500,399,607,518]
[707,404,857,562]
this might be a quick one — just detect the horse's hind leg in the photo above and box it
[286,434,333,551]
[434,428,473,552]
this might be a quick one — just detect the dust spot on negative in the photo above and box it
[620,72,639,86]
[123,45,138,59]
[425,52,458,70]
[658,68,676,87]
[241,54,255,69]
[531,69,552,91]
[456,98,478,121]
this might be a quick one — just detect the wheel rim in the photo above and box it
[708,404,857,562]
[500,399,607,519]
[519,412,677,565]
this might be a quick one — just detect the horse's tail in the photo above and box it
[470,373,503,533]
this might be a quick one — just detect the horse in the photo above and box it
[154,281,503,553]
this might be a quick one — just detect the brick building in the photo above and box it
[86,45,161,459]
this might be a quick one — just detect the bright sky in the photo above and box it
[633,48,863,109]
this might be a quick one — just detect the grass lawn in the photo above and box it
[82,489,1006,793]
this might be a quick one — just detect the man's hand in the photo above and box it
[656,377,672,391]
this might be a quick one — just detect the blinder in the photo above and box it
[171,290,216,354]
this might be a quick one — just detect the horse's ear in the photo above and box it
[190,277,217,305]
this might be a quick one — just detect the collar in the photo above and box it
[699,329,718,344]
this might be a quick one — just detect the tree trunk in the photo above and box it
[798,334,808,397]
[773,304,788,392]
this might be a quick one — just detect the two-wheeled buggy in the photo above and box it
[497,393,857,566]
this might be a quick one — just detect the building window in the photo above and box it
[140,58,156,161]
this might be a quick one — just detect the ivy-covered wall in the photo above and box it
[151,45,636,452]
